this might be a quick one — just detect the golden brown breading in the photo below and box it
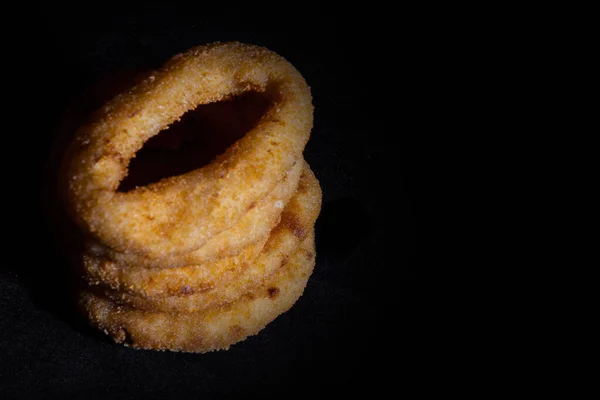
[79,233,316,353]
[94,164,321,312]
[60,42,313,258]
[52,42,321,353]
[83,160,303,269]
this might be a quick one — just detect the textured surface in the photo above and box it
[81,233,315,352]
[83,161,303,270]
[55,40,320,351]
[2,5,414,398]
[60,42,313,257]
[96,164,321,312]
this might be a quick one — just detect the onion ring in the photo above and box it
[83,160,303,269]
[85,236,268,296]
[51,72,303,269]
[60,42,313,258]
[96,163,321,312]
[79,233,316,353]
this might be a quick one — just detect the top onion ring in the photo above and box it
[60,42,313,257]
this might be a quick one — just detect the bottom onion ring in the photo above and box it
[79,233,315,353]
[97,162,321,312]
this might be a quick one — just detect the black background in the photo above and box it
[2,5,414,398]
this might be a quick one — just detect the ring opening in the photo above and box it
[117,90,271,192]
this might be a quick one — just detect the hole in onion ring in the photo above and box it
[118,90,271,192]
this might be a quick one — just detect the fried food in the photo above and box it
[79,233,316,353]
[53,42,321,353]
[95,164,321,312]
[83,160,303,269]
[60,42,313,258]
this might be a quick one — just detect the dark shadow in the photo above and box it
[312,196,373,288]
[1,63,104,337]
[22,222,108,340]
[315,196,371,258]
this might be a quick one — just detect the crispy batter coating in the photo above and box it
[52,42,321,353]
[95,164,321,312]
[60,42,313,258]
[84,160,303,269]
[79,233,316,353]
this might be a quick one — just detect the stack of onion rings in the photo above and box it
[53,42,321,352]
